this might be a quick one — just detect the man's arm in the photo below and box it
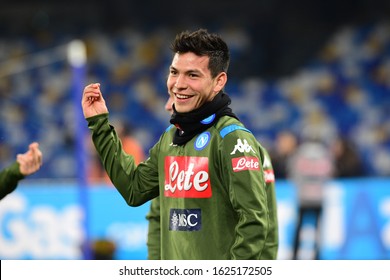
[82,83,158,205]
[260,148,279,259]
[0,142,42,200]
[222,131,274,259]
[87,114,159,206]
[0,162,24,200]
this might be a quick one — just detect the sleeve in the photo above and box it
[145,197,161,260]
[87,114,159,206]
[221,130,276,259]
[260,148,279,259]
[0,162,24,200]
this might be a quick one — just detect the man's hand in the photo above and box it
[17,142,43,176]
[81,83,109,118]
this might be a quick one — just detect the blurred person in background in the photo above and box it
[0,142,43,200]
[288,137,334,260]
[331,136,365,178]
[269,130,298,179]
[82,29,278,259]
[164,96,174,115]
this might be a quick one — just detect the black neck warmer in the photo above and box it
[170,91,238,145]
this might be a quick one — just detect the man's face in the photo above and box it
[167,52,225,113]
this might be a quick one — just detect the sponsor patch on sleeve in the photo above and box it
[232,156,260,172]
[264,169,275,183]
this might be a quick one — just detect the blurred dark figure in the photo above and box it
[288,139,334,260]
[270,130,298,179]
[331,137,365,178]
[91,239,116,260]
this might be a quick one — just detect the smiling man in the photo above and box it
[81,29,278,260]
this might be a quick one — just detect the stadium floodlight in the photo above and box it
[67,39,92,260]
[67,40,87,68]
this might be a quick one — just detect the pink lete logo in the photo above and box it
[232,156,260,172]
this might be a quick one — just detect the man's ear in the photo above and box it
[213,72,227,93]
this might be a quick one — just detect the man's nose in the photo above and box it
[174,74,187,89]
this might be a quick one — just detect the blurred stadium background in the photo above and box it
[0,0,389,260]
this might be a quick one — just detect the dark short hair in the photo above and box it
[171,29,230,78]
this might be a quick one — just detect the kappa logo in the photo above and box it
[263,154,272,168]
[230,139,256,155]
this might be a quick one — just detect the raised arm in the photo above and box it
[81,83,109,119]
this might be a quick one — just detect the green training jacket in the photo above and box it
[0,162,24,200]
[88,113,278,260]
[146,196,161,260]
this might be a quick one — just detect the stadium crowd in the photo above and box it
[0,21,389,179]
